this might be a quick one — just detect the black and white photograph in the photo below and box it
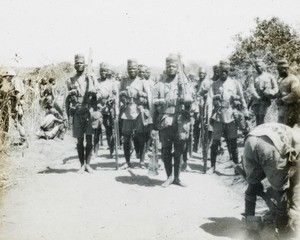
[1,0,300,239]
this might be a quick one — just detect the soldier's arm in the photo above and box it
[282,76,300,104]
[236,81,249,116]
[250,79,261,100]
[262,74,278,99]
[207,85,214,120]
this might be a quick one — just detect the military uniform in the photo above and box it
[66,54,97,173]
[277,76,300,127]
[243,123,300,236]
[0,69,26,145]
[250,61,278,125]
[94,63,119,156]
[207,62,248,171]
[152,54,194,186]
[120,59,152,168]
[193,71,212,153]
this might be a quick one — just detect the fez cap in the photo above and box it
[277,58,289,68]
[127,59,138,66]
[254,59,266,68]
[219,60,230,71]
[138,64,148,71]
[74,54,85,63]
[100,62,112,70]
[166,54,179,64]
[198,67,207,74]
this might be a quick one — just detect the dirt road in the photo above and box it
[0,134,275,240]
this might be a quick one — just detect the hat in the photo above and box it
[219,60,230,71]
[74,54,85,63]
[198,67,207,74]
[166,54,179,64]
[127,59,138,66]
[254,59,266,68]
[277,58,289,68]
[100,62,111,70]
[138,65,148,72]
[2,68,16,77]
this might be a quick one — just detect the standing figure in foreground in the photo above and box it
[119,59,152,169]
[66,54,96,173]
[243,123,299,239]
[152,54,193,187]
[276,59,300,127]
[207,61,248,173]
[94,62,119,157]
[249,60,278,126]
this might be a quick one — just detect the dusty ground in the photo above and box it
[0,132,279,240]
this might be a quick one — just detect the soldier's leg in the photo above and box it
[210,121,224,170]
[123,134,132,165]
[225,122,239,164]
[174,140,186,186]
[210,139,220,170]
[160,127,174,187]
[244,182,264,216]
[121,120,134,168]
[85,134,94,173]
[77,136,85,173]
[274,190,291,237]
[193,117,200,152]
[93,128,100,154]
[107,125,114,156]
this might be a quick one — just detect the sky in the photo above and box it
[0,0,300,68]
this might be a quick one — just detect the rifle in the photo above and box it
[199,97,210,173]
[148,130,159,176]
[109,94,120,170]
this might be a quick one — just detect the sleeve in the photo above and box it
[236,80,249,116]
[282,76,300,104]
[249,78,260,100]
[207,84,214,120]
[262,74,278,99]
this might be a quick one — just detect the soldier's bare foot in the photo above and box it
[77,165,85,174]
[161,176,174,188]
[120,162,132,170]
[140,162,146,169]
[181,162,187,172]
[85,164,94,173]
[206,166,216,175]
[173,178,186,187]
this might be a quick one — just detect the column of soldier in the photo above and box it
[1,54,299,237]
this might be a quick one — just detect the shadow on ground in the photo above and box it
[115,169,164,187]
[200,217,261,240]
[62,155,78,164]
[38,166,78,174]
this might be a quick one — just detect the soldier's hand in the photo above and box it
[154,99,166,106]
[69,89,77,95]
[150,129,158,139]
[166,98,177,106]
[213,94,221,100]
[275,98,284,106]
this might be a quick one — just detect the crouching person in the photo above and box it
[243,122,300,238]
[36,111,66,140]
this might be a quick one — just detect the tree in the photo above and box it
[230,17,300,81]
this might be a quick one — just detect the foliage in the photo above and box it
[230,17,300,74]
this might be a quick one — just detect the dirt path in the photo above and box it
[0,134,275,240]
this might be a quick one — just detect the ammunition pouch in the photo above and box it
[176,114,191,141]
[90,111,103,129]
